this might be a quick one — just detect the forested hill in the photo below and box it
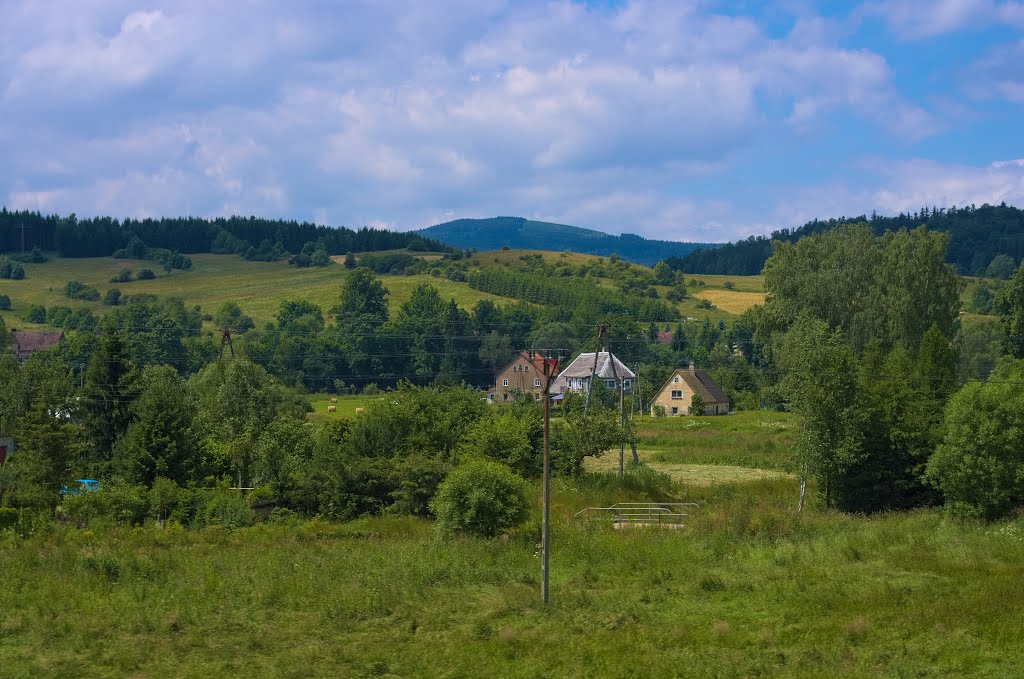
[669,203,1024,275]
[0,208,446,258]
[415,216,713,266]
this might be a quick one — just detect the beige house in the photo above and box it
[651,365,730,416]
[491,352,557,403]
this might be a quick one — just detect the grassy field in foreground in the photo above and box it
[3,486,1023,678]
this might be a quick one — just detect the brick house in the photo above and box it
[491,352,558,403]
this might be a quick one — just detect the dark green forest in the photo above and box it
[0,208,445,260]
[670,203,1024,275]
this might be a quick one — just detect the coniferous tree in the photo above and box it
[81,325,136,474]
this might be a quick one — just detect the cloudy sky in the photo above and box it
[1,0,1022,242]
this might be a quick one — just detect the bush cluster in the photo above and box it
[0,255,26,279]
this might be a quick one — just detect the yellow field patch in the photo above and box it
[692,289,766,315]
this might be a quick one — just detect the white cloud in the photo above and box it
[0,0,1001,243]
[858,0,1024,38]
[966,39,1024,102]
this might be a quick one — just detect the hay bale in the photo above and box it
[327,405,337,413]
[330,397,338,403]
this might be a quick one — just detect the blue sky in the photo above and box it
[1,0,1022,242]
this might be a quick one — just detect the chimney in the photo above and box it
[688,362,696,372]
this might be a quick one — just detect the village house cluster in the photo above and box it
[488,350,729,415]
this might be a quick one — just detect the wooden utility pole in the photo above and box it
[535,348,565,605]
[584,324,606,412]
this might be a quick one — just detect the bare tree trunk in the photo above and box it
[797,477,806,512]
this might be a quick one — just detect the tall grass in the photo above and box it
[3,474,1023,678]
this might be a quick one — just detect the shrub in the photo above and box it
[430,460,530,538]
[23,304,46,323]
[149,477,181,522]
[0,257,25,279]
[137,268,155,280]
[0,294,9,310]
[691,394,706,416]
[388,454,450,517]
[0,507,18,531]
[200,488,253,529]
[63,280,100,301]
[61,492,110,528]
[110,269,133,283]
[927,359,1024,520]
[46,305,72,326]
[104,288,122,306]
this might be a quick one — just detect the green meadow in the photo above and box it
[3,478,1023,678]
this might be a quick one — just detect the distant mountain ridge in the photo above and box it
[415,216,714,266]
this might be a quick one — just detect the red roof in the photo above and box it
[521,351,559,374]
[655,330,674,346]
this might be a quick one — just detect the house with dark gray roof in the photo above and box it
[651,365,730,416]
[9,330,65,361]
[550,351,635,396]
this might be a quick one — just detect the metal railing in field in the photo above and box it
[573,502,698,527]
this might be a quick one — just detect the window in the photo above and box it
[623,379,631,387]
[671,390,683,399]
[502,379,509,387]
[524,365,529,372]
[534,378,541,387]
[605,379,616,388]
[674,376,680,383]
[671,407,678,415]
[503,393,509,401]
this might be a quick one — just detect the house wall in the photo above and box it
[494,356,545,402]
[650,372,730,416]
[651,373,690,416]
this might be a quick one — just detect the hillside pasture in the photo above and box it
[684,273,765,292]
[0,254,514,328]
